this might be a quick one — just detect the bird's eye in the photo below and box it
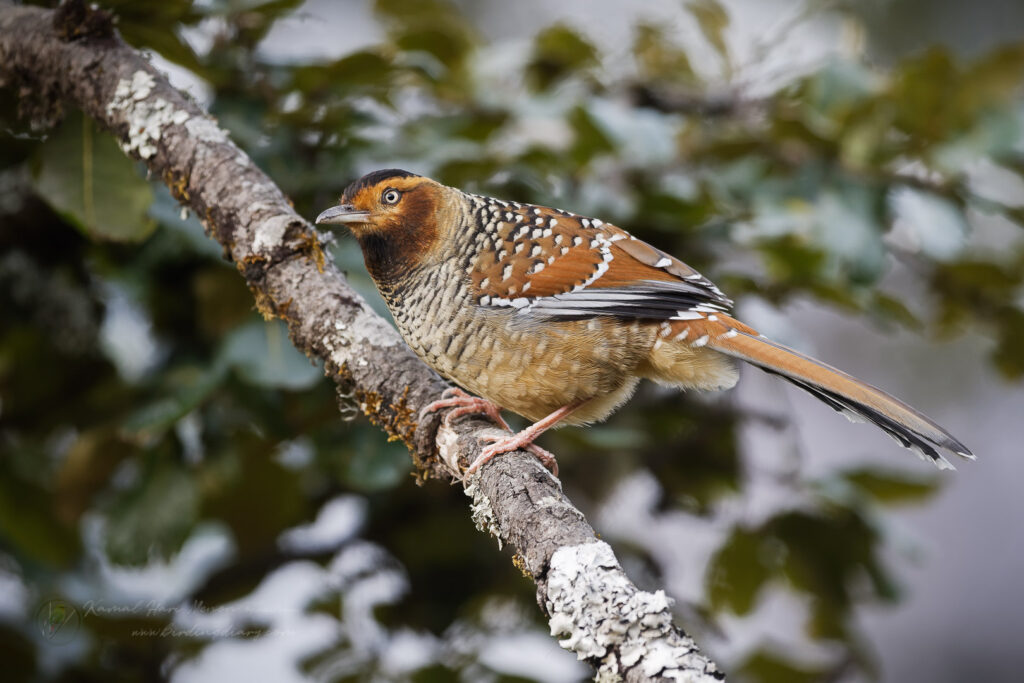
[382,189,401,205]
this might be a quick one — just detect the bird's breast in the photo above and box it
[385,265,657,422]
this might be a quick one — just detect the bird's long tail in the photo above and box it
[706,327,975,469]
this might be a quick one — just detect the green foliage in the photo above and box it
[707,526,767,614]
[633,23,698,85]
[709,504,896,645]
[31,111,155,242]
[100,0,207,73]
[104,458,200,565]
[528,24,599,91]
[839,467,940,505]
[377,0,475,69]
[1,1,1022,681]
[0,468,81,568]
[931,257,1024,377]
[687,0,732,75]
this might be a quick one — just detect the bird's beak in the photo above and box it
[315,204,371,225]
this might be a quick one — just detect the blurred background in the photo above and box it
[1,0,1023,681]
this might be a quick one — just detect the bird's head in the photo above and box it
[315,169,450,280]
[315,169,442,237]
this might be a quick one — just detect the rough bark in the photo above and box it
[0,3,723,680]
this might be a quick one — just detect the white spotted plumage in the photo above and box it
[464,192,733,347]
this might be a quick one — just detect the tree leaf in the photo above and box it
[0,471,80,568]
[568,105,615,166]
[104,460,199,565]
[374,0,476,73]
[32,111,155,243]
[527,24,599,91]
[890,47,959,141]
[686,0,731,74]
[201,436,306,561]
[121,364,226,443]
[840,467,940,505]
[632,22,698,85]
[870,292,922,330]
[706,527,771,614]
[766,508,900,640]
[992,307,1024,379]
[56,428,137,524]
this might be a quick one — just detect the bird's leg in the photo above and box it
[421,389,579,477]
[466,401,587,477]
[493,440,559,477]
[419,387,511,431]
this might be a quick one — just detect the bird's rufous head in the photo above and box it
[315,169,441,237]
[316,169,450,280]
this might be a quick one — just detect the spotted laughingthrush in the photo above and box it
[316,169,974,476]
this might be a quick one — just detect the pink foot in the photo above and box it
[467,436,559,477]
[419,387,510,431]
[464,401,588,476]
[424,392,584,479]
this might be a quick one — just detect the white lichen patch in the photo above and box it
[463,469,501,549]
[185,115,230,144]
[253,214,293,253]
[436,423,462,475]
[320,332,347,369]
[106,70,189,159]
[546,542,721,682]
[124,70,154,100]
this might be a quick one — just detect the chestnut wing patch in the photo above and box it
[468,201,731,320]
[469,205,611,306]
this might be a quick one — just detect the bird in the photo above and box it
[316,169,974,476]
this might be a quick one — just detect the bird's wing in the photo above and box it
[467,201,731,320]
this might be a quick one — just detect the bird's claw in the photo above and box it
[466,434,559,477]
[419,388,510,431]
[421,388,560,478]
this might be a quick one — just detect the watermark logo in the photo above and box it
[36,600,81,644]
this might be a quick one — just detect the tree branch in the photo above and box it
[0,3,723,679]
